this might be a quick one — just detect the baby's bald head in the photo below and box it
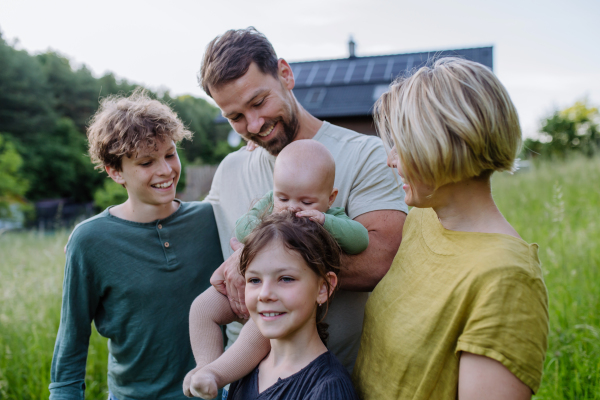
[275,140,336,190]
[273,140,337,213]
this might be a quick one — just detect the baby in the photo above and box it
[183,139,368,398]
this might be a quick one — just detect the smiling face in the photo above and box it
[245,240,330,341]
[107,139,180,207]
[387,145,434,207]
[210,61,299,156]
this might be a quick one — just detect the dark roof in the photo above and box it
[216,46,493,123]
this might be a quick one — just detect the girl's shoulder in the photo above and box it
[304,352,360,400]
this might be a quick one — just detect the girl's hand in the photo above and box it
[190,369,219,399]
[296,210,326,225]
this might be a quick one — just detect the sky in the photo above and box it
[1,0,599,138]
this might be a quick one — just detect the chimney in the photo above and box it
[348,35,356,58]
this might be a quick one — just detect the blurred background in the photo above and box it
[0,0,598,227]
[0,1,599,399]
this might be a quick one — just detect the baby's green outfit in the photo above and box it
[235,191,369,254]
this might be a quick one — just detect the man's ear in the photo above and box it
[278,59,295,90]
[105,165,126,186]
[328,188,339,207]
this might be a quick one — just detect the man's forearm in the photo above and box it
[337,210,406,291]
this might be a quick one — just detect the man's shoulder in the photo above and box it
[318,122,384,149]
[218,145,272,169]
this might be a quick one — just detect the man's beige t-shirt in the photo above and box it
[353,207,549,399]
[205,121,407,372]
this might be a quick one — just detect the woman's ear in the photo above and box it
[317,272,338,305]
[105,165,126,186]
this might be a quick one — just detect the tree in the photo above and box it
[0,133,28,217]
[20,118,103,202]
[524,100,600,159]
[166,94,233,165]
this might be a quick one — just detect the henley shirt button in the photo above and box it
[158,224,163,229]
[164,242,170,248]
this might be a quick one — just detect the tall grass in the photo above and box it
[0,231,109,400]
[0,157,598,399]
[493,157,600,399]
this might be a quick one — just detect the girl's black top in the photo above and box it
[226,351,359,400]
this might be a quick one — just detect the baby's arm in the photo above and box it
[297,208,369,255]
[185,287,270,399]
[234,191,274,243]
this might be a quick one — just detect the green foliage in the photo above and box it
[0,133,28,217]
[93,179,128,211]
[0,29,232,207]
[0,230,109,400]
[18,118,104,202]
[166,94,233,165]
[524,100,600,159]
[492,157,600,399]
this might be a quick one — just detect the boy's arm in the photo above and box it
[234,191,273,243]
[49,243,97,400]
[322,207,370,255]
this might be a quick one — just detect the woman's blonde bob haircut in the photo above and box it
[376,57,522,189]
[87,88,192,171]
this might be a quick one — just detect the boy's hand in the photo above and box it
[296,210,326,225]
[211,237,248,319]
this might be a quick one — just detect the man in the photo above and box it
[201,27,408,375]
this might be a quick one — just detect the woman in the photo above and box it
[353,58,549,399]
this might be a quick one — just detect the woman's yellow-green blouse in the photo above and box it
[353,207,549,399]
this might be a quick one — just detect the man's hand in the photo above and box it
[295,210,325,225]
[210,237,248,319]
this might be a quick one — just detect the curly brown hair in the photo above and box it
[87,88,193,171]
[239,211,342,345]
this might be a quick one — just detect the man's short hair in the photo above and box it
[198,27,279,98]
[87,88,192,171]
[376,57,522,188]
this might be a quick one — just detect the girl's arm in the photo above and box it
[185,287,270,398]
[458,352,531,400]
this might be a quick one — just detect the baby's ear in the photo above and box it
[328,188,339,207]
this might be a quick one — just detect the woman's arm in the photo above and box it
[458,352,531,400]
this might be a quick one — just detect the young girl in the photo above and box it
[200,211,359,399]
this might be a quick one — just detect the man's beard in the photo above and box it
[251,113,299,156]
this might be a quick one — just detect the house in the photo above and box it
[217,40,493,136]
[190,42,493,201]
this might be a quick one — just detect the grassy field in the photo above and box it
[0,157,599,399]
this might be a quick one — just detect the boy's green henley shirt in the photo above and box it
[50,201,223,400]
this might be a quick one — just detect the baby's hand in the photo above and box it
[190,369,219,399]
[296,210,326,225]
